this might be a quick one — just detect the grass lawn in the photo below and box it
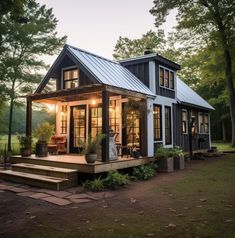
[0,134,20,154]
[0,153,235,238]
[212,141,235,152]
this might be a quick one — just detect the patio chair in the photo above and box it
[48,135,67,154]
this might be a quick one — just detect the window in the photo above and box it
[61,105,67,134]
[153,105,162,141]
[204,114,209,133]
[165,70,169,88]
[63,68,79,89]
[191,110,198,134]
[126,112,140,146]
[159,66,175,90]
[165,106,172,145]
[109,100,120,142]
[198,113,209,134]
[90,106,102,138]
[182,109,188,134]
[160,67,164,86]
[170,71,174,89]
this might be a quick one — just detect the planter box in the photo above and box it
[173,155,185,170]
[158,156,174,172]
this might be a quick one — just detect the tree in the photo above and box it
[150,0,235,146]
[113,30,166,60]
[0,0,67,152]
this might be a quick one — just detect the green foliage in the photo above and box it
[33,122,54,143]
[155,145,172,158]
[133,163,157,180]
[85,134,106,154]
[103,170,130,189]
[17,135,32,149]
[113,30,165,60]
[82,177,105,192]
[170,146,184,158]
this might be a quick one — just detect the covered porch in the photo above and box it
[26,83,150,164]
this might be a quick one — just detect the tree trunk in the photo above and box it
[7,97,14,152]
[222,119,226,142]
[223,49,235,147]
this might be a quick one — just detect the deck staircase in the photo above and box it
[0,163,78,191]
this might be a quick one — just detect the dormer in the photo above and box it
[119,53,181,99]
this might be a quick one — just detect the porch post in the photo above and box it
[26,97,32,137]
[140,99,148,157]
[102,90,109,162]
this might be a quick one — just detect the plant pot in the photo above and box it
[20,148,31,157]
[35,141,48,157]
[173,155,185,170]
[132,150,140,159]
[85,153,97,163]
[158,156,174,172]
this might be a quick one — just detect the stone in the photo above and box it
[41,196,71,206]
[5,186,27,193]
[17,191,35,197]
[146,233,154,237]
[29,193,51,199]
[39,190,72,198]
[69,198,92,204]
[200,198,207,202]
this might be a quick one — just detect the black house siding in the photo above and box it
[173,104,210,152]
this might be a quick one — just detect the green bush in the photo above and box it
[82,177,105,192]
[103,170,130,189]
[133,163,157,180]
[33,122,54,143]
[170,146,184,157]
[155,145,171,158]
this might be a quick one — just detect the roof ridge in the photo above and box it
[65,44,120,65]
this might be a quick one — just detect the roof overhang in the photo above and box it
[177,99,215,111]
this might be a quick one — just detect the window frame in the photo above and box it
[60,105,68,134]
[62,67,79,89]
[182,109,188,134]
[198,112,209,134]
[165,106,172,145]
[153,104,162,141]
[159,65,175,90]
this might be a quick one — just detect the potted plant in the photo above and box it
[33,122,54,157]
[155,145,173,172]
[17,135,32,157]
[171,146,185,170]
[85,134,106,163]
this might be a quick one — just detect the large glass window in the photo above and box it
[153,105,162,141]
[165,70,169,88]
[182,109,188,134]
[126,112,140,146]
[199,112,204,133]
[73,107,86,147]
[90,106,102,138]
[191,110,198,134]
[109,100,120,142]
[61,105,67,134]
[63,68,79,89]
[159,66,175,90]
[165,106,172,145]
[204,114,209,133]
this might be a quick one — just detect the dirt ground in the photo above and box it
[0,154,235,238]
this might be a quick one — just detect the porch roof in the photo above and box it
[177,77,214,110]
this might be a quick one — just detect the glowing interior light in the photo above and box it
[91,99,96,105]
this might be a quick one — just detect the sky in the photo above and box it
[37,0,177,66]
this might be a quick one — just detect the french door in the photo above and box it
[70,105,86,153]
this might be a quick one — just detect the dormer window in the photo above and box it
[63,68,79,89]
[159,66,175,90]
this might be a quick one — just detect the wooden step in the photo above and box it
[12,163,78,180]
[0,170,72,191]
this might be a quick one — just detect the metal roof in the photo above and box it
[177,77,214,110]
[67,45,155,97]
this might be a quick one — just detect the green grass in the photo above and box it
[0,134,20,155]
[212,141,235,151]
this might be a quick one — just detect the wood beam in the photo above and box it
[102,90,109,162]
[26,98,32,137]
[140,99,148,156]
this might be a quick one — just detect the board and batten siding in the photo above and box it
[173,104,211,152]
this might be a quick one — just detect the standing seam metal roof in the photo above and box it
[67,45,155,97]
[177,77,214,110]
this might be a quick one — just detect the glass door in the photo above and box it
[70,105,86,153]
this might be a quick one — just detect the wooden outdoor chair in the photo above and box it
[48,135,67,154]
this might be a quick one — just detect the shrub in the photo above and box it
[170,146,184,158]
[133,163,157,180]
[33,122,54,143]
[17,135,32,149]
[103,170,130,189]
[155,145,171,158]
[85,134,106,154]
[82,177,104,192]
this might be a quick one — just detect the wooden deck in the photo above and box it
[11,155,150,174]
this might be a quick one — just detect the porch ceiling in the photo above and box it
[28,83,150,103]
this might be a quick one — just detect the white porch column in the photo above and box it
[147,98,154,157]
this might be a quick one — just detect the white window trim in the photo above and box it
[61,65,79,90]
[198,112,209,135]
[182,109,188,134]
[159,65,175,91]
